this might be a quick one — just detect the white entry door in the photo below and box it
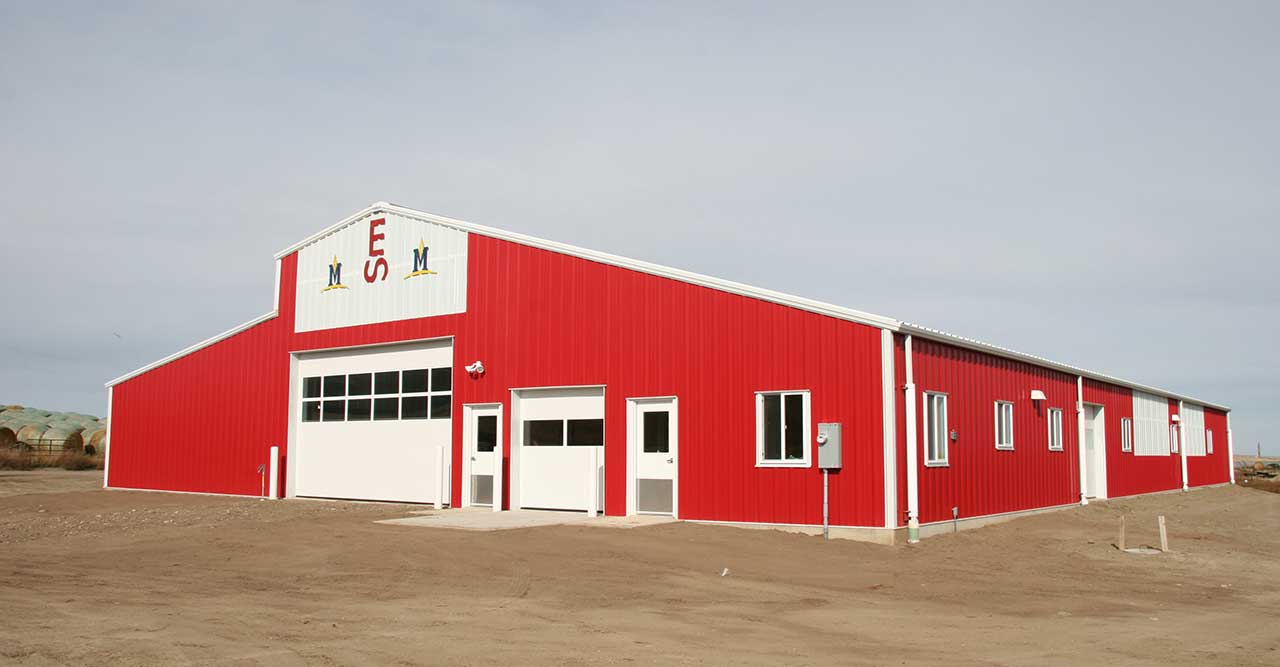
[629,397,678,516]
[463,404,502,510]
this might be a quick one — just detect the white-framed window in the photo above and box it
[1169,424,1179,454]
[1206,429,1214,455]
[756,390,811,467]
[923,392,948,466]
[995,401,1015,450]
[1121,417,1133,452]
[301,367,452,423]
[1047,408,1063,451]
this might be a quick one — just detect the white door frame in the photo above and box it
[1083,402,1109,500]
[461,403,504,511]
[626,396,679,518]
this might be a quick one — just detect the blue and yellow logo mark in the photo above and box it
[322,255,348,292]
[404,239,438,280]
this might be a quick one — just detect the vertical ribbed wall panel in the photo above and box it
[908,338,1080,524]
[1190,407,1231,487]
[107,234,889,526]
[1082,378,1181,497]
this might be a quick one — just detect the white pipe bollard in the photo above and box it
[587,447,600,517]
[268,446,279,499]
[435,445,446,510]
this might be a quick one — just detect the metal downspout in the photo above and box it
[1077,376,1088,505]
[904,335,920,543]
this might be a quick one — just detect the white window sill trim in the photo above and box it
[924,461,949,468]
[995,445,1014,451]
[756,460,811,469]
[1048,447,1064,452]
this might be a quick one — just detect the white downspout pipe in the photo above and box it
[1076,376,1088,505]
[904,335,920,543]
[1227,412,1235,484]
[1178,400,1189,491]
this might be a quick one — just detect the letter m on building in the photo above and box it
[412,245,430,273]
[328,262,342,287]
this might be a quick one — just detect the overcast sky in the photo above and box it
[1,1,1276,453]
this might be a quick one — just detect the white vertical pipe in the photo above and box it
[822,469,830,540]
[1178,400,1189,491]
[904,335,920,543]
[1076,377,1088,505]
[1227,413,1235,484]
[268,446,279,499]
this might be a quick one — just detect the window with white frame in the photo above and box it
[995,401,1014,450]
[924,392,948,465]
[1121,418,1133,452]
[756,390,810,466]
[1206,429,1214,455]
[1169,424,1179,454]
[1047,408,1064,451]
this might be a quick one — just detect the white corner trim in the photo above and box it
[880,329,897,530]
[102,385,113,488]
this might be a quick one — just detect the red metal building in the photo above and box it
[103,203,1235,542]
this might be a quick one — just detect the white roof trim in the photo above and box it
[898,323,1230,412]
[106,201,1230,413]
[105,311,277,387]
[274,202,901,331]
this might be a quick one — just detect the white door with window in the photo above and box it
[510,387,605,512]
[293,339,453,504]
[462,404,502,510]
[628,397,678,516]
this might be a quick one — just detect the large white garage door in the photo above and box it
[512,387,604,512]
[294,340,452,503]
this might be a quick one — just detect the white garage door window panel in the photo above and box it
[512,387,604,512]
[295,340,452,504]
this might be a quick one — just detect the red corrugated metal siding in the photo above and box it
[909,338,1080,524]
[1082,379,1180,497]
[109,234,888,526]
[107,255,299,496]
[1189,407,1230,487]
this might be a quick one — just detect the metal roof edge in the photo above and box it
[276,202,903,331]
[899,323,1230,412]
[104,311,278,388]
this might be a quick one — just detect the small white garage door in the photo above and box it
[511,387,604,512]
[294,339,452,503]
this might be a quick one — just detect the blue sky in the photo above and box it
[1,1,1276,453]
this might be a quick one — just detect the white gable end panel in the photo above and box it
[1132,390,1170,457]
[1182,403,1206,456]
[295,212,467,333]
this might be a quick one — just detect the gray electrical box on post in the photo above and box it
[817,422,842,469]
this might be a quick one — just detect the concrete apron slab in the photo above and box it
[377,507,678,532]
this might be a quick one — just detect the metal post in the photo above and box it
[268,445,279,499]
[822,469,830,540]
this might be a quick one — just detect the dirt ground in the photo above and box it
[1,474,1278,665]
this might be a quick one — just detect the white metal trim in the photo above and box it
[1226,413,1235,484]
[1178,399,1189,490]
[510,384,608,392]
[899,323,1230,412]
[278,203,900,331]
[102,386,113,488]
[105,202,1232,416]
[880,329,897,530]
[104,311,277,387]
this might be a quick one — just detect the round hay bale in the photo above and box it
[85,428,106,454]
[41,426,84,451]
[0,426,15,449]
[15,423,44,443]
